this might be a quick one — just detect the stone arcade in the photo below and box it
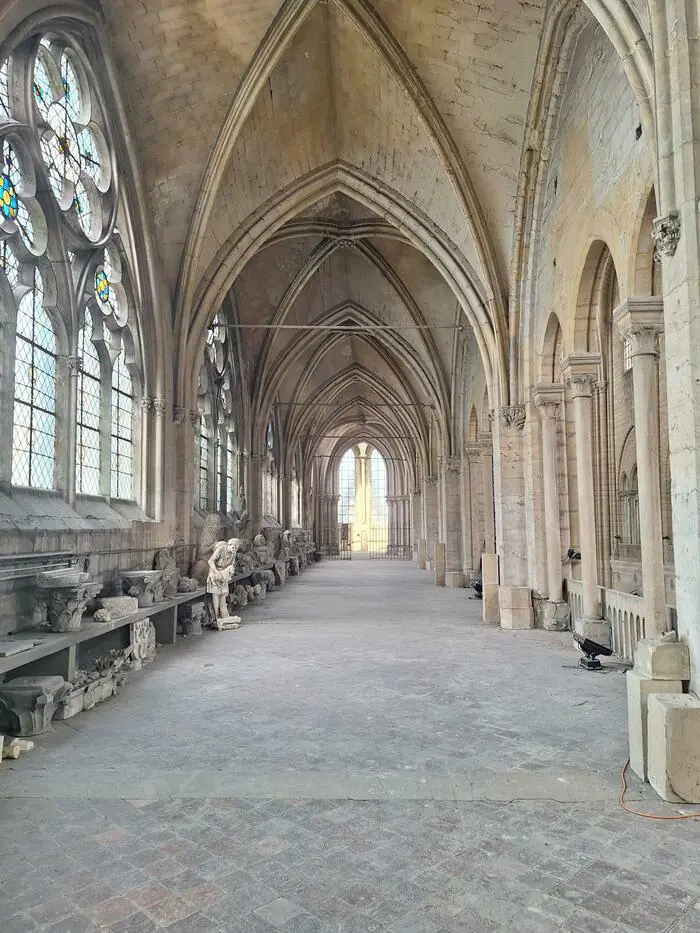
[2,0,700,930]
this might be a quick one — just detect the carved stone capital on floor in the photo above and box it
[439,455,462,474]
[499,405,526,431]
[152,398,167,417]
[652,211,680,261]
[533,384,563,420]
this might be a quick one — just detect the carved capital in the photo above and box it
[173,406,188,426]
[152,398,167,417]
[424,475,439,488]
[189,410,201,429]
[652,211,680,261]
[533,384,563,420]
[439,455,461,475]
[68,355,82,376]
[613,298,663,358]
[624,323,662,358]
[567,373,596,398]
[463,443,482,463]
[499,405,526,431]
[141,396,154,414]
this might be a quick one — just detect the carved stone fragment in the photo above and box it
[0,676,68,736]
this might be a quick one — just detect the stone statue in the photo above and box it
[154,548,180,597]
[229,490,250,538]
[278,529,292,561]
[207,538,240,620]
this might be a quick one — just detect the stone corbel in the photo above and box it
[499,405,526,431]
[652,211,680,261]
[141,396,154,414]
[173,406,188,426]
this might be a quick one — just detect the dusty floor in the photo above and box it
[2,560,699,933]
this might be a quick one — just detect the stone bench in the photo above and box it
[0,589,206,682]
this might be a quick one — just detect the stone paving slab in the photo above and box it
[1,561,699,933]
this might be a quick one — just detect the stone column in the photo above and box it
[423,475,439,564]
[440,456,463,587]
[173,407,197,547]
[139,397,153,514]
[248,453,263,530]
[412,487,423,559]
[152,399,166,522]
[478,432,496,554]
[533,385,569,630]
[461,445,476,579]
[614,299,667,636]
[67,355,81,508]
[281,473,293,530]
[562,354,608,646]
[593,381,612,588]
[493,406,533,628]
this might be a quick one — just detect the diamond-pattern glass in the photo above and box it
[76,325,102,495]
[0,240,19,286]
[12,279,56,489]
[198,416,209,511]
[110,352,133,500]
[0,59,10,119]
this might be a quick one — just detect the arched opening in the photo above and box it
[335,443,392,556]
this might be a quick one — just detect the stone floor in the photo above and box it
[2,560,700,933]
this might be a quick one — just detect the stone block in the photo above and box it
[534,598,570,631]
[481,553,499,586]
[434,543,446,587]
[445,571,463,588]
[500,606,534,629]
[498,586,532,610]
[574,617,611,649]
[626,669,682,780]
[99,596,139,619]
[635,632,691,680]
[483,585,499,625]
[647,693,700,803]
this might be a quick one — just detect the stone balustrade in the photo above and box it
[567,578,647,663]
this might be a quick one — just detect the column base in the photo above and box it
[445,571,464,588]
[648,693,700,803]
[499,586,534,630]
[533,597,570,631]
[627,670,683,780]
[434,543,446,587]
[483,585,499,625]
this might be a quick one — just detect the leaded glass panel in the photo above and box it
[110,352,133,499]
[76,325,102,495]
[198,417,209,511]
[11,270,56,489]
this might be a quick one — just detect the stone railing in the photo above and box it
[566,578,646,663]
[603,588,645,662]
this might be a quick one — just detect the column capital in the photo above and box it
[141,396,154,414]
[652,211,680,261]
[68,354,82,375]
[533,384,563,419]
[463,443,482,463]
[173,406,190,426]
[562,353,600,398]
[499,405,526,431]
[476,431,492,449]
[424,475,439,488]
[152,398,167,417]
[613,297,664,357]
[439,455,462,474]
[188,410,201,429]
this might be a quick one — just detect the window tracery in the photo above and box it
[0,32,143,502]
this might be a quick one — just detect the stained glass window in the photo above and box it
[12,269,56,489]
[33,46,57,119]
[370,449,388,524]
[94,262,119,317]
[78,127,101,186]
[3,138,34,248]
[198,416,209,511]
[0,60,10,118]
[338,449,356,524]
[60,52,83,122]
[73,178,92,237]
[111,351,133,498]
[76,324,101,495]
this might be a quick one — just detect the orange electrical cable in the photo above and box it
[619,758,700,819]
